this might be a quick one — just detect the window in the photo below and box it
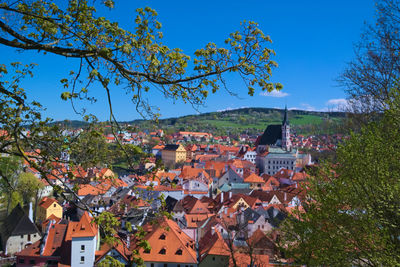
[213,256,216,261]
[164,264,168,267]
[80,256,85,263]
[28,234,31,241]
[159,248,166,254]
[21,235,23,238]
[144,248,151,253]
[19,259,25,264]
[159,233,166,240]
[81,245,85,251]
[33,234,37,238]
[54,204,57,207]
[175,249,183,255]
[29,260,35,265]
[151,264,154,267]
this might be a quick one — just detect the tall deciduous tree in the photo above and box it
[280,92,400,266]
[339,0,400,124]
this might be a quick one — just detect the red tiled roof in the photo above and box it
[134,217,197,264]
[39,197,59,209]
[65,212,97,239]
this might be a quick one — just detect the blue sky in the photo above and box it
[1,0,375,121]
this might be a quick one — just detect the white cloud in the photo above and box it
[217,106,248,112]
[259,90,289,98]
[326,98,347,106]
[300,103,316,111]
[325,98,349,111]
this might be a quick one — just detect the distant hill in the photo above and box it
[124,107,347,136]
[49,108,346,136]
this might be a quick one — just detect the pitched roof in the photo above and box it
[1,204,40,241]
[65,212,97,239]
[95,240,131,264]
[180,195,210,214]
[135,217,197,264]
[244,173,265,184]
[15,223,68,258]
[199,229,230,260]
[179,166,211,181]
[231,253,270,267]
[39,197,59,209]
[257,124,282,146]
[163,144,181,151]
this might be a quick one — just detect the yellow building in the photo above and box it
[161,144,186,165]
[37,197,63,223]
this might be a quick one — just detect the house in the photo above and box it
[95,241,131,266]
[66,212,100,267]
[37,197,63,224]
[16,212,99,267]
[162,144,187,165]
[15,221,68,267]
[248,229,278,258]
[216,168,243,189]
[243,173,265,190]
[198,228,230,267]
[1,204,41,255]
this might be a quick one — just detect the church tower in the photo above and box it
[281,106,291,151]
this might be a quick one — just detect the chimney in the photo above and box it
[224,207,228,214]
[211,226,215,235]
[284,192,287,202]
[29,202,33,223]
[229,191,232,199]
[220,193,224,203]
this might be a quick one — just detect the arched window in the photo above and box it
[175,249,183,255]
[159,248,166,255]
[159,233,166,240]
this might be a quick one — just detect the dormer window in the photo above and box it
[159,248,166,255]
[159,233,166,240]
[175,249,183,255]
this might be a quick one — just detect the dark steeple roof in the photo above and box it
[163,144,180,151]
[257,125,282,146]
[282,105,289,125]
[1,204,40,247]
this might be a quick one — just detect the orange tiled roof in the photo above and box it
[39,197,59,209]
[77,183,110,196]
[199,229,230,260]
[15,223,68,257]
[135,217,197,264]
[231,253,270,267]
[95,240,131,264]
[66,212,97,239]
[179,166,211,182]
[244,173,265,184]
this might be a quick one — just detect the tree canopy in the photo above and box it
[0,0,283,254]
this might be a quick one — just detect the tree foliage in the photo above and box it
[339,0,400,122]
[0,0,282,253]
[280,95,400,266]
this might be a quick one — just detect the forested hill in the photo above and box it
[125,107,347,136]
[52,108,346,136]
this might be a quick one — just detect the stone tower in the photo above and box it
[281,106,291,151]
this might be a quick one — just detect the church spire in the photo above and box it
[281,105,291,151]
[282,105,289,125]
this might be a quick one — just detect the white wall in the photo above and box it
[6,233,41,255]
[71,236,96,267]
